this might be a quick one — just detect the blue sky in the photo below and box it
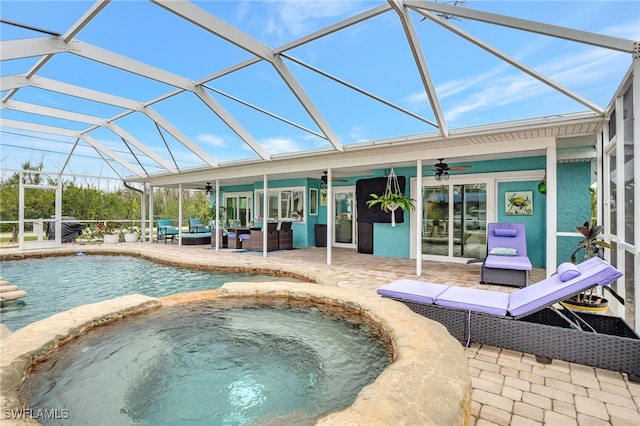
[1,1,639,179]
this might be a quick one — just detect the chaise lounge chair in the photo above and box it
[481,222,532,287]
[188,218,211,233]
[377,257,640,381]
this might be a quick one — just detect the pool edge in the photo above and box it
[0,250,472,425]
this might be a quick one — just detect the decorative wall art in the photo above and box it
[505,191,533,215]
[320,189,328,206]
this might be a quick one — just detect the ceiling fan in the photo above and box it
[320,170,348,187]
[432,159,471,181]
[195,182,213,195]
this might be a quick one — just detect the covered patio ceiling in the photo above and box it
[1,1,637,189]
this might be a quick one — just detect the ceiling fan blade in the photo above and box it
[448,165,471,171]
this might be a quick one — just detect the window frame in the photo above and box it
[254,187,306,222]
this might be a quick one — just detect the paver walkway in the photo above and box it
[2,243,639,425]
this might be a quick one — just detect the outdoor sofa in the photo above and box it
[377,257,639,382]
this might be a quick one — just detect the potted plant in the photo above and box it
[563,220,613,311]
[208,205,226,227]
[122,224,140,243]
[94,221,119,244]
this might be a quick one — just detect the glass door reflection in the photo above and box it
[334,189,355,247]
[422,183,487,259]
[422,186,449,256]
[453,184,487,260]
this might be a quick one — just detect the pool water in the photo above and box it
[0,255,298,331]
[21,304,391,426]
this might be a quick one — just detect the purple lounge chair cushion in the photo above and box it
[507,257,622,317]
[434,286,510,316]
[484,255,532,270]
[494,228,517,237]
[376,258,622,319]
[557,262,581,281]
[487,223,528,256]
[376,280,450,305]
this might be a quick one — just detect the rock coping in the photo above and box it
[0,280,471,425]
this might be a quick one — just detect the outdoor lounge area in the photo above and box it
[1,0,639,424]
[378,257,640,382]
[1,243,638,424]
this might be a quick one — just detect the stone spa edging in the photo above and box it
[0,280,472,425]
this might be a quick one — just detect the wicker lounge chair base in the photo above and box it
[480,267,528,288]
[378,257,639,382]
[394,299,640,382]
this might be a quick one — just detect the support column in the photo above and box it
[141,183,147,242]
[263,174,268,257]
[178,183,183,246]
[326,169,333,265]
[632,47,640,330]
[546,144,557,277]
[148,186,154,242]
[214,180,220,251]
[416,159,423,276]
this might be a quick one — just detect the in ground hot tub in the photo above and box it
[1,282,471,425]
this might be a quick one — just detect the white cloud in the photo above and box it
[348,125,368,143]
[260,136,301,153]
[600,20,640,40]
[195,134,226,147]
[266,0,358,37]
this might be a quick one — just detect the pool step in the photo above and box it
[0,276,27,304]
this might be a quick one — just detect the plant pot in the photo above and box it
[562,294,608,312]
[103,234,119,245]
[123,233,139,243]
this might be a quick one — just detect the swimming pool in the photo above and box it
[0,255,299,331]
[21,302,391,425]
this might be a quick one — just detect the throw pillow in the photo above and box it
[494,228,518,237]
[557,262,581,281]
[489,247,518,256]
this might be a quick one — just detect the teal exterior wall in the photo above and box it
[373,177,412,258]
[497,181,546,268]
[556,162,593,264]
[373,221,411,257]
[215,155,593,267]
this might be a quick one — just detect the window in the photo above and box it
[223,192,252,226]
[309,188,318,215]
[255,187,305,221]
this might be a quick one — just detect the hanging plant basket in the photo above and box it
[366,167,415,227]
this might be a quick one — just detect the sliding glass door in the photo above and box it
[333,187,356,248]
[224,192,252,226]
[422,183,487,260]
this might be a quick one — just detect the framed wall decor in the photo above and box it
[505,191,533,215]
[320,189,328,206]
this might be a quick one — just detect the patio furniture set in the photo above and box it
[226,221,293,251]
[376,223,639,382]
[155,218,293,251]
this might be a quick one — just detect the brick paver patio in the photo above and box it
[2,243,639,425]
